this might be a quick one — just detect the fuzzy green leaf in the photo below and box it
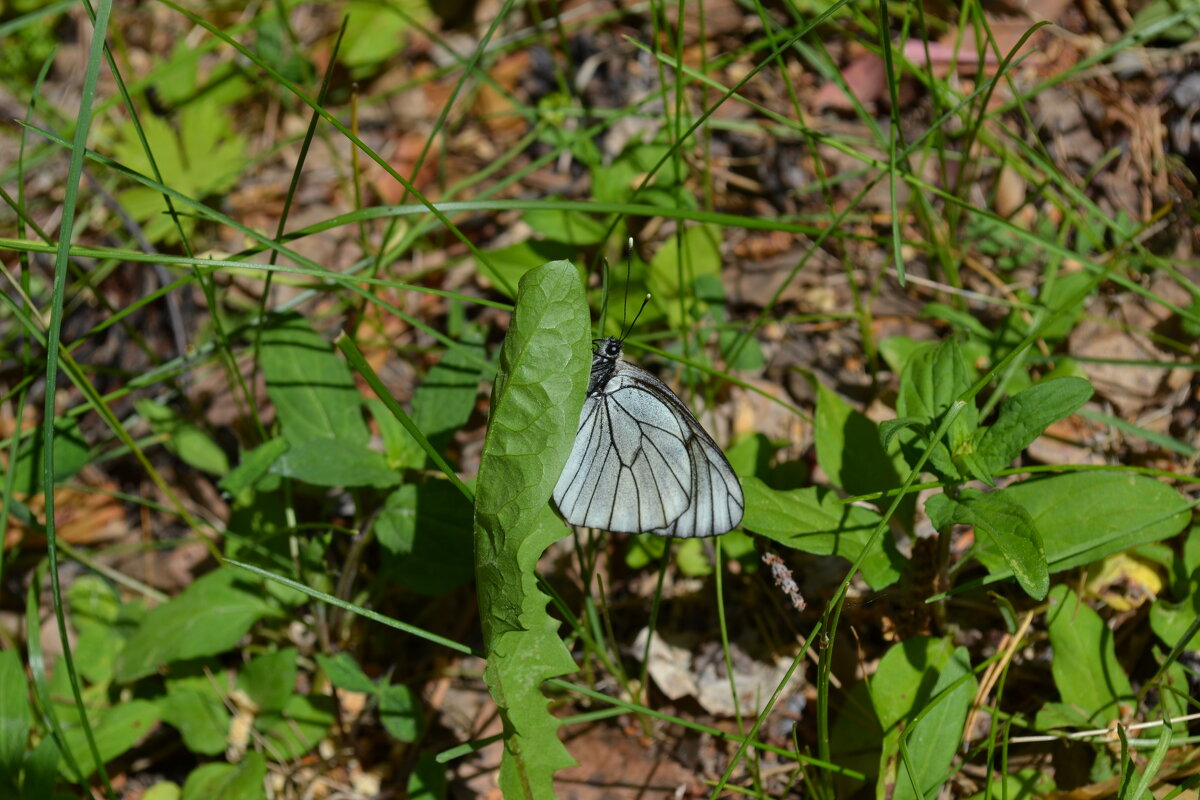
[926,489,1048,599]
[976,377,1093,472]
[473,260,590,798]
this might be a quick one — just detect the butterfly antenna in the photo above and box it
[597,255,610,340]
[620,237,634,337]
[621,293,652,343]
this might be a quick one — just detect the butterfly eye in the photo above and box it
[605,342,620,357]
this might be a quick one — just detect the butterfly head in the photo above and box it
[595,337,622,361]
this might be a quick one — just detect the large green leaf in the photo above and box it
[976,377,1093,473]
[0,648,29,786]
[411,326,488,457]
[973,472,1190,578]
[740,478,904,589]
[873,638,976,800]
[376,481,474,595]
[110,98,248,244]
[473,260,590,798]
[237,648,297,714]
[1038,585,1134,727]
[181,750,265,800]
[135,399,230,476]
[270,437,401,488]
[926,489,1048,599]
[814,380,914,527]
[259,313,370,447]
[58,699,160,778]
[7,417,89,496]
[114,568,277,683]
[895,337,978,480]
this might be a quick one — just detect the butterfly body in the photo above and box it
[553,337,744,538]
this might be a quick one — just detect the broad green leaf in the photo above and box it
[476,240,577,300]
[1039,585,1134,727]
[878,335,926,376]
[895,337,978,479]
[271,437,400,488]
[815,381,913,527]
[316,653,377,693]
[7,417,89,496]
[22,737,59,800]
[1149,523,1200,650]
[976,377,1093,472]
[973,472,1190,578]
[340,0,430,69]
[648,224,722,327]
[181,750,266,800]
[114,568,276,683]
[143,782,182,800]
[741,478,903,589]
[58,699,160,778]
[926,490,1048,599]
[67,575,123,684]
[375,482,473,595]
[896,338,974,420]
[624,534,667,570]
[473,260,590,798]
[828,679,882,795]
[873,638,976,800]
[237,649,296,714]
[0,649,29,782]
[962,769,1055,800]
[380,683,422,742]
[111,98,248,244]
[256,694,334,759]
[675,538,713,577]
[135,399,230,476]
[219,438,290,496]
[523,207,609,245]
[411,327,487,455]
[407,751,448,800]
[259,313,369,447]
[161,689,229,756]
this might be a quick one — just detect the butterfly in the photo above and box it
[552,336,744,538]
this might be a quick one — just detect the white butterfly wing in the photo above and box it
[553,358,744,537]
[649,428,745,538]
[553,369,692,532]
